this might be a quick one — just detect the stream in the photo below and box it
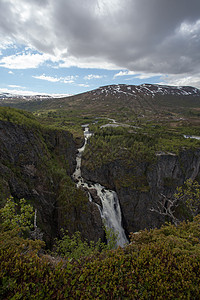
[183,135,200,140]
[72,124,128,247]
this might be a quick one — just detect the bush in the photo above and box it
[54,225,118,260]
[0,197,34,234]
[1,216,200,298]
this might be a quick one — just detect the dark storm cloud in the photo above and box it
[1,0,200,75]
[0,0,18,36]
[51,0,200,74]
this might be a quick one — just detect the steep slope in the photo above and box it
[82,149,200,233]
[81,125,200,234]
[0,107,104,246]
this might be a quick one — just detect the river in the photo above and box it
[72,124,128,247]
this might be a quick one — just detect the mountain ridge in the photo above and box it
[88,83,200,98]
[1,83,200,124]
[1,83,200,102]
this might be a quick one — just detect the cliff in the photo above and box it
[82,148,200,235]
[0,114,104,246]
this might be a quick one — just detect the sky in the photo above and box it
[0,0,200,96]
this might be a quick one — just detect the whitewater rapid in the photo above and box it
[72,125,128,247]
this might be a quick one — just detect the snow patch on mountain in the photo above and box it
[89,84,200,98]
[0,93,71,101]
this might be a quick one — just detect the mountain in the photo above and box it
[0,92,72,105]
[1,84,199,118]
[89,83,200,98]
[0,92,53,100]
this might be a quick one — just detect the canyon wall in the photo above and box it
[82,149,200,235]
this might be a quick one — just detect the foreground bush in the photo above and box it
[1,216,200,299]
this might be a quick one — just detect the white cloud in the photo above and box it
[0,40,15,56]
[78,83,90,87]
[0,51,59,69]
[114,70,136,78]
[0,87,44,96]
[0,87,71,97]
[33,74,77,84]
[133,73,162,80]
[160,73,200,89]
[8,84,25,88]
[84,74,104,80]
[33,74,60,82]
[59,55,119,70]
[0,0,200,88]
[8,70,14,74]
[114,70,162,81]
[0,40,14,51]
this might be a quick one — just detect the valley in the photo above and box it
[0,83,200,245]
[0,83,200,298]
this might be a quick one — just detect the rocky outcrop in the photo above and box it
[82,149,200,235]
[0,119,104,246]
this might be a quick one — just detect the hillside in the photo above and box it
[0,107,104,246]
[1,84,200,118]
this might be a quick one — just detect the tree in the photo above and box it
[175,179,200,217]
[150,179,200,226]
[150,192,180,226]
[54,225,119,260]
[0,197,34,232]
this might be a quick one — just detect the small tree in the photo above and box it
[175,179,200,217]
[0,197,34,235]
[150,193,180,226]
[150,179,200,226]
[103,223,119,250]
[54,229,102,260]
[54,225,119,260]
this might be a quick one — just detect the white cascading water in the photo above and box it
[72,125,128,247]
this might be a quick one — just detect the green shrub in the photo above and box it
[0,197,34,234]
[53,225,118,260]
[1,216,200,299]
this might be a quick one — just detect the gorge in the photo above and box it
[72,124,128,247]
[0,84,200,247]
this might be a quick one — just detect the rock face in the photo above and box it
[1,115,199,246]
[0,120,104,246]
[82,149,200,235]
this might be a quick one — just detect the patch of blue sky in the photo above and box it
[0,43,164,95]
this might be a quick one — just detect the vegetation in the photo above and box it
[82,124,200,170]
[34,109,95,138]
[1,180,200,299]
[1,203,200,298]
[0,106,90,244]
[0,196,34,234]
[150,180,200,226]
[0,106,42,129]
[54,224,118,260]
[0,90,200,298]
[175,179,200,217]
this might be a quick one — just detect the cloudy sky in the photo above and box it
[0,0,200,96]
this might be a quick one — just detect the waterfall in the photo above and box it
[73,125,128,247]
